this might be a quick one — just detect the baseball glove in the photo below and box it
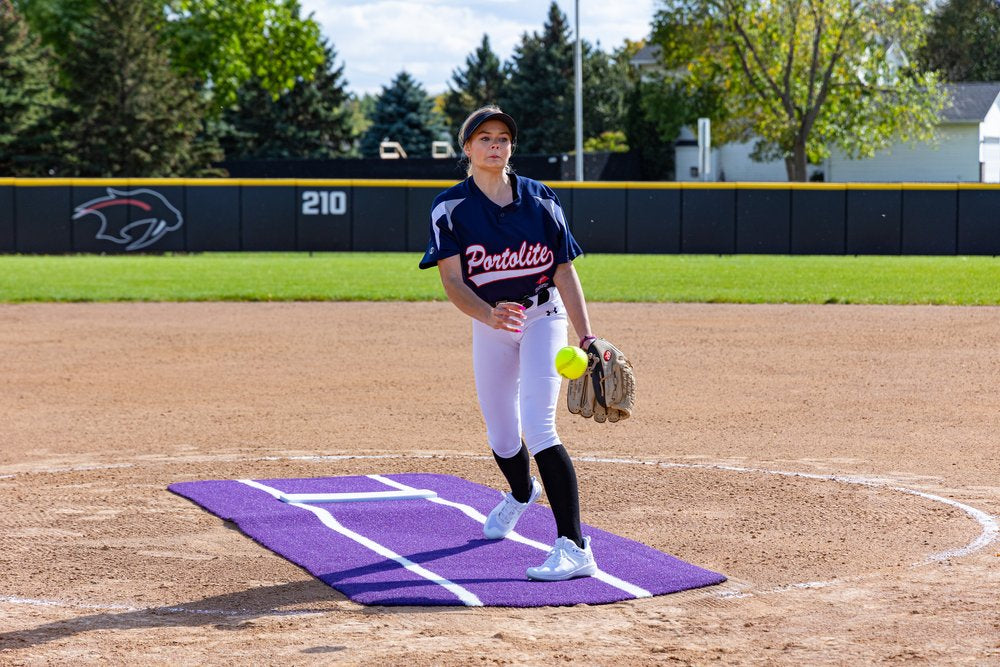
[567,338,636,423]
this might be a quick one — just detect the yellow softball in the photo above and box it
[554,345,588,380]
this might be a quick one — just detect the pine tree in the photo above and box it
[0,0,63,175]
[501,3,575,154]
[360,71,446,158]
[57,0,220,176]
[442,34,506,142]
[218,40,354,160]
[279,41,353,157]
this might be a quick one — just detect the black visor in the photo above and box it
[460,110,517,146]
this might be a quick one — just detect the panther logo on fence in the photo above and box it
[73,188,183,251]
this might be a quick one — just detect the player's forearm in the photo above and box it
[441,270,493,324]
[553,262,593,344]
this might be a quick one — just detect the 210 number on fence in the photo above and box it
[302,191,347,216]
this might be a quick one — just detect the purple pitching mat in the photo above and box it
[168,473,726,607]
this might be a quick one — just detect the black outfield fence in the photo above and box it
[1,178,998,255]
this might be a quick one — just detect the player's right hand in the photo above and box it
[489,302,526,333]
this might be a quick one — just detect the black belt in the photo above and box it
[492,287,551,310]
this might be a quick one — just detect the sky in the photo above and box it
[297,1,658,97]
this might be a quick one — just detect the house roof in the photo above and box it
[630,43,661,67]
[942,82,1000,122]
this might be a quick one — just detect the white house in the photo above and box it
[631,45,1000,182]
[675,82,1000,183]
[826,83,1000,183]
[674,128,808,182]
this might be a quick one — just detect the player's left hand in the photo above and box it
[567,338,636,423]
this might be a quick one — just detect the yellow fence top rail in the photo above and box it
[5,177,1000,189]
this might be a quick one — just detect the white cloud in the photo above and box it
[299,0,656,96]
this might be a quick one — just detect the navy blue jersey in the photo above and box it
[418,174,582,304]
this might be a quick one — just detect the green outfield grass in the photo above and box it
[1,252,998,304]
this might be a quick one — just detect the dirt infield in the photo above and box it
[1,302,998,665]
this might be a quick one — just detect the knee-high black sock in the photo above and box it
[493,442,532,503]
[533,444,583,548]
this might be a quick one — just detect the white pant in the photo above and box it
[472,290,567,458]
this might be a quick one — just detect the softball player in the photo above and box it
[419,105,598,581]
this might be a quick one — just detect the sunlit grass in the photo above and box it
[1,252,998,304]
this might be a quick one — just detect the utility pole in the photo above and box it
[574,0,584,181]
[697,117,711,181]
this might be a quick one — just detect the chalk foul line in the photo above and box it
[578,457,1000,563]
[5,453,996,615]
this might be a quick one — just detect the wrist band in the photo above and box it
[579,335,597,348]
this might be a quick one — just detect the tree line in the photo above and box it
[2,0,998,180]
[1,0,350,177]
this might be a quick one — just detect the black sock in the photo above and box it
[493,442,532,503]
[533,444,584,548]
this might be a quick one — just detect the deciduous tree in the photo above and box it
[652,0,947,180]
[164,0,324,109]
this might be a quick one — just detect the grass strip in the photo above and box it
[0,253,998,305]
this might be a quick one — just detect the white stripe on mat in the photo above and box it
[367,474,652,599]
[236,479,483,607]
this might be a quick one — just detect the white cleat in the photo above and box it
[526,536,597,581]
[482,477,542,539]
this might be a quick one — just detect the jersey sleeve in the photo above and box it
[537,186,583,264]
[418,195,464,270]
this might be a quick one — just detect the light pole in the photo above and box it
[574,0,584,181]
